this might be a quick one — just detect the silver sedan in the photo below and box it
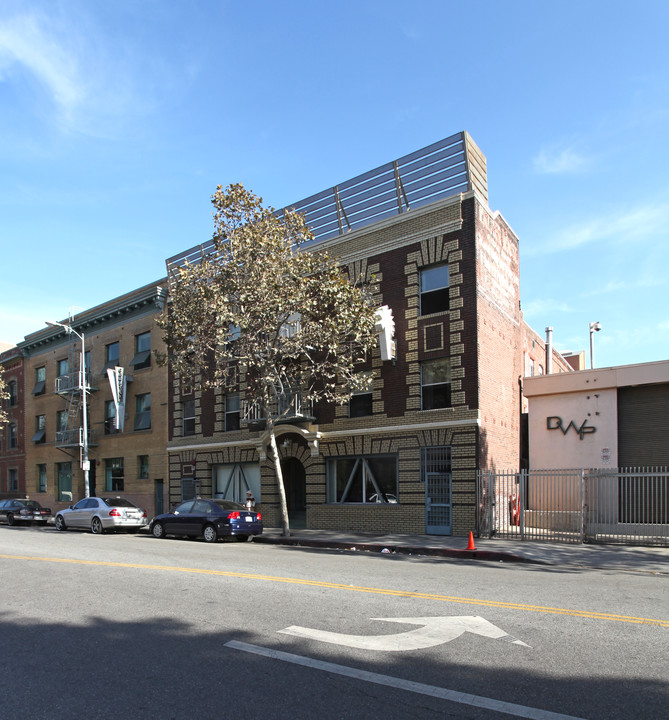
[54,496,148,534]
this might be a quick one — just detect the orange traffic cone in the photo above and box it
[467,531,476,550]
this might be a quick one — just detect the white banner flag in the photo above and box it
[107,367,127,431]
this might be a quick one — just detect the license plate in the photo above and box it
[244,516,253,522]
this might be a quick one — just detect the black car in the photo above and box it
[150,498,263,543]
[0,498,52,526]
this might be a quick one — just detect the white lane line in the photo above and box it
[225,640,587,720]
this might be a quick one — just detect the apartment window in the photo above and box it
[37,464,47,492]
[8,380,17,406]
[57,410,68,433]
[8,423,18,449]
[349,371,373,418]
[105,458,124,492]
[33,366,46,395]
[104,400,117,434]
[130,332,151,370]
[8,469,18,491]
[138,455,149,479]
[420,263,449,315]
[421,358,452,410]
[225,394,240,432]
[57,358,69,377]
[32,415,46,444]
[183,399,195,436]
[134,393,151,431]
[104,341,120,372]
[327,455,398,504]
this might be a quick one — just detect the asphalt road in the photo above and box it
[1,525,667,720]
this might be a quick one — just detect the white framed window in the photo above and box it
[182,399,195,436]
[225,394,240,431]
[420,264,449,315]
[37,464,47,492]
[33,366,46,395]
[421,358,452,410]
[138,455,149,479]
[349,371,373,418]
[105,457,124,492]
[130,332,151,370]
[134,393,151,430]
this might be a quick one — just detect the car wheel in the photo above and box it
[152,522,165,539]
[55,515,67,531]
[235,534,251,542]
[203,524,218,543]
[7,513,15,526]
[91,517,104,535]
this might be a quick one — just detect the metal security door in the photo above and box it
[426,471,452,535]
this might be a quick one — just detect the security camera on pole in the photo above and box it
[589,321,601,369]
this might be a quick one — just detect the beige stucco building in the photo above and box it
[524,359,669,469]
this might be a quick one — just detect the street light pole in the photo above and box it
[46,320,90,497]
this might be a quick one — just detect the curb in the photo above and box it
[253,535,547,564]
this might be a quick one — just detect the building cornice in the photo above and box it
[166,414,481,454]
[19,279,167,353]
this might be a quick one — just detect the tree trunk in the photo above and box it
[267,419,291,536]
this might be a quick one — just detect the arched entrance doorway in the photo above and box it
[280,457,306,529]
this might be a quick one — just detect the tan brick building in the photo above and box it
[165,132,557,536]
[19,281,169,519]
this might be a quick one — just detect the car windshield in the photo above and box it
[211,500,246,511]
[102,498,136,508]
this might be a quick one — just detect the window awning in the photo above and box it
[32,381,45,395]
[129,350,151,367]
[31,430,46,443]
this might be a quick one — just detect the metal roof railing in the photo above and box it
[166,131,487,278]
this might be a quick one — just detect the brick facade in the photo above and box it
[166,150,538,535]
[19,282,168,518]
[0,347,25,497]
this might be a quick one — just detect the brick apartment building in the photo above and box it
[0,345,25,498]
[165,131,566,536]
[18,281,169,518]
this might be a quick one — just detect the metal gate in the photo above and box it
[477,467,669,546]
[423,447,452,535]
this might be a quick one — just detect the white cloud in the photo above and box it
[533,147,589,175]
[0,7,161,138]
[527,200,669,256]
[0,12,82,117]
[521,298,572,318]
[581,275,664,298]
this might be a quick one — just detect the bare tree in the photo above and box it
[159,184,378,535]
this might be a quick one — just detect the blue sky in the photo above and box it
[1,0,668,368]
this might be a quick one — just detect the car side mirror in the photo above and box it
[69,505,74,510]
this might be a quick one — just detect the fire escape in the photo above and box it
[54,331,97,456]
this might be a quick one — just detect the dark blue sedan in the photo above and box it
[150,498,262,543]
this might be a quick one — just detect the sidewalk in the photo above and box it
[254,528,669,574]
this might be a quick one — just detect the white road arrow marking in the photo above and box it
[279,615,530,651]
